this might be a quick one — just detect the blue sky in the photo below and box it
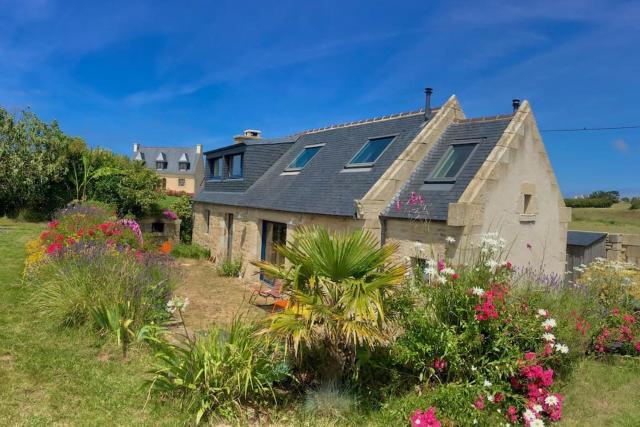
[1,0,639,196]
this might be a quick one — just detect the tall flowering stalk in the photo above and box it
[118,218,144,246]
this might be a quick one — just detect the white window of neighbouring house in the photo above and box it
[286,144,324,170]
[430,143,477,180]
[178,178,185,187]
[156,161,168,170]
[226,154,243,178]
[209,157,223,179]
[178,161,190,171]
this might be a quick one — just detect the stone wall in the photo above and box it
[192,202,364,281]
[606,233,640,265]
[139,216,181,244]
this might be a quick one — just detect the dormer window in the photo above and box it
[346,136,395,167]
[226,153,243,179]
[155,152,168,170]
[178,153,190,171]
[286,144,324,171]
[209,157,223,179]
[428,141,479,181]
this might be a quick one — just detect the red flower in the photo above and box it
[451,273,460,280]
[40,230,50,240]
[635,342,640,352]
[47,220,59,229]
[433,358,447,371]
[47,243,62,254]
[494,392,504,403]
[623,314,636,324]
[613,307,620,316]
[473,396,485,410]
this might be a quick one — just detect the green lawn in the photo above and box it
[0,218,187,426]
[569,202,640,234]
[157,194,182,210]
[1,218,639,426]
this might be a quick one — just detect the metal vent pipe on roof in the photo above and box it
[424,87,433,121]
[512,99,521,112]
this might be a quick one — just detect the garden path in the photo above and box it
[174,259,268,333]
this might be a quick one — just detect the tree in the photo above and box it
[589,190,620,204]
[170,195,194,244]
[252,227,405,383]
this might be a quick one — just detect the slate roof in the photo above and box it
[382,116,513,221]
[195,111,429,216]
[567,231,607,247]
[133,146,199,175]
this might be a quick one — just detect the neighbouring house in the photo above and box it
[192,91,571,281]
[132,143,205,194]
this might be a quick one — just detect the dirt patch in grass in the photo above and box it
[174,259,270,333]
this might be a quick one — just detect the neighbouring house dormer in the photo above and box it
[178,152,191,171]
[155,152,168,170]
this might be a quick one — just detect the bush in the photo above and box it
[564,197,614,208]
[302,384,357,421]
[169,194,193,244]
[171,243,210,259]
[147,316,289,423]
[630,197,640,210]
[217,257,243,277]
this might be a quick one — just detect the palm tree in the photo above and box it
[252,226,405,383]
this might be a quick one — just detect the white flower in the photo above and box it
[471,365,477,371]
[542,333,556,342]
[446,236,456,244]
[472,287,485,296]
[537,309,548,317]
[441,267,456,276]
[487,394,495,402]
[554,343,569,354]
[485,259,499,271]
[542,318,557,329]
[483,380,492,387]
[530,419,545,427]
[437,275,447,285]
[473,419,478,425]
[166,296,189,313]
[523,409,537,422]
[533,404,543,413]
[545,395,559,407]
[424,267,438,277]
[427,259,437,268]
[415,419,421,425]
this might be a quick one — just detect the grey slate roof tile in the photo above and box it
[194,112,428,216]
[567,231,607,247]
[383,117,513,221]
[133,146,199,175]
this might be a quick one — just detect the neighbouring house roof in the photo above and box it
[382,115,513,221]
[195,110,430,216]
[133,146,199,175]
[567,231,607,247]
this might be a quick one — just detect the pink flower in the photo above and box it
[635,342,640,352]
[411,407,441,427]
[437,259,446,272]
[47,242,62,254]
[623,314,636,324]
[613,307,620,316]
[473,396,485,410]
[433,358,447,371]
[163,209,178,220]
[524,352,537,361]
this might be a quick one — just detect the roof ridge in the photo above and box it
[139,146,196,149]
[456,114,514,124]
[292,108,439,136]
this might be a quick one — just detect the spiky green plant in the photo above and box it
[252,226,405,383]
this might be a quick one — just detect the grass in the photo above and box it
[1,217,639,425]
[569,202,640,234]
[560,357,640,426]
[0,218,187,425]
[157,194,181,210]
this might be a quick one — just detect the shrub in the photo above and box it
[564,197,614,208]
[387,234,571,426]
[577,258,640,309]
[169,194,194,243]
[630,197,640,210]
[147,316,289,424]
[252,227,405,385]
[171,243,210,260]
[217,257,243,277]
[302,384,357,421]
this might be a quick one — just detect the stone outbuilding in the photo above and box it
[192,93,570,281]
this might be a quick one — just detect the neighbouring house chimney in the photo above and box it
[233,129,262,144]
[196,144,203,154]
[424,87,433,121]
[133,142,140,152]
[512,99,521,113]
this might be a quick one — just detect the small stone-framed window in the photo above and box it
[152,222,165,233]
[178,178,185,187]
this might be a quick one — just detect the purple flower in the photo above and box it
[163,210,178,221]
[118,218,144,245]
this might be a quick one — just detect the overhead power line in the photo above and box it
[540,125,640,132]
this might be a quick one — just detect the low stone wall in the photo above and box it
[606,233,640,265]
[139,216,181,244]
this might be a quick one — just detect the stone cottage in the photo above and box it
[132,143,205,194]
[192,92,570,281]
